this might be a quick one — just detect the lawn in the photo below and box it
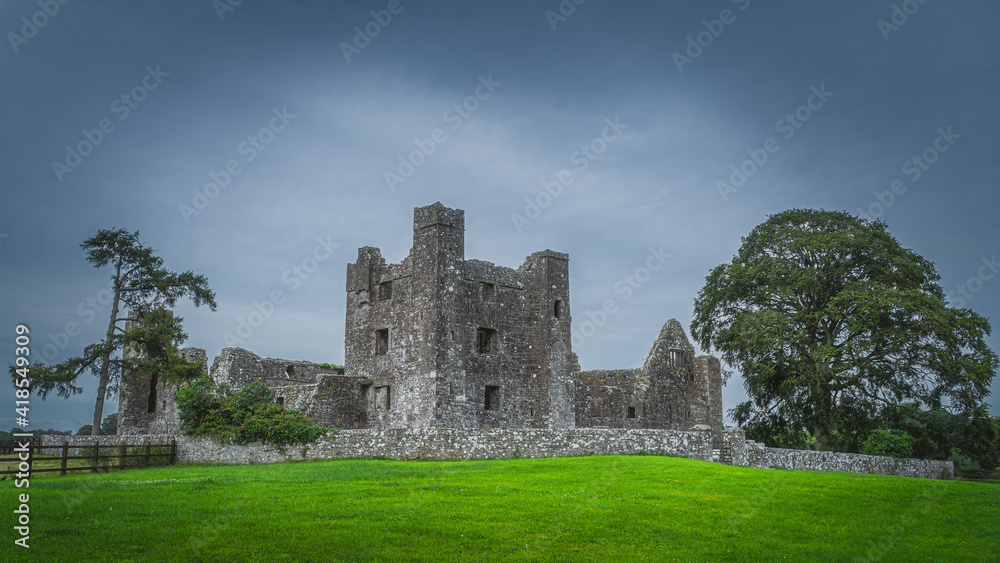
[1,455,996,562]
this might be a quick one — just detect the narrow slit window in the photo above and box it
[485,386,499,411]
[553,299,562,318]
[379,280,392,301]
[477,327,496,354]
[147,372,158,413]
[376,328,389,356]
[627,406,636,419]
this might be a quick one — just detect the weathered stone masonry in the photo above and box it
[344,202,575,430]
[120,202,723,436]
[45,429,954,479]
[575,320,724,434]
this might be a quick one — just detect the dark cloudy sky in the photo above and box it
[1,1,998,432]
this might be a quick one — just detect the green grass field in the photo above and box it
[1,455,996,562]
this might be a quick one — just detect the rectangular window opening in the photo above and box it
[376,328,389,356]
[670,349,686,367]
[374,385,390,410]
[476,327,496,354]
[379,280,392,301]
[485,386,500,411]
[627,406,636,419]
[276,397,284,407]
[480,282,495,300]
[553,299,562,319]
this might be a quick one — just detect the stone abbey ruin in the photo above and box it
[119,202,723,435]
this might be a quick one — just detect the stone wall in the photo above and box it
[574,369,643,428]
[44,428,713,464]
[693,355,723,435]
[741,440,954,480]
[273,375,372,429]
[208,347,337,390]
[40,429,953,479]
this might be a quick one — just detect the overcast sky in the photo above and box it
[2,1,998,432]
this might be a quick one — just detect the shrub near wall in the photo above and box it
[861,428,914,458]
[175,377,327,446]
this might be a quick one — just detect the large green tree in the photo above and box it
[691,209,997,453]
[10,229,216,435]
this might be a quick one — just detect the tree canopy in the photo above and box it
[691,209,997,455]
[10,229,216,435]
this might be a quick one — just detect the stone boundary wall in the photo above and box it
[44,429,712,464]
[40,430,953,479]
[742,440,954,480]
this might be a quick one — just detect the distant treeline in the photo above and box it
[0,428,72,447]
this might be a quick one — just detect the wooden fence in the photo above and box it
[0,439,176,477]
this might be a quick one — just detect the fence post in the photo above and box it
[171,438,177,465]
[61,441,69,476]
[119,443,126,470]
[26,440,33,479]
[92,443,99,473]
[144,441,151,468]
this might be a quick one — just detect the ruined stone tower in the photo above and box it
[117,202,724,436]
[345,202,575,429]
[574,319,724,433]
[119,343,206,435]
